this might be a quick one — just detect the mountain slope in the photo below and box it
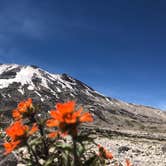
[0,64,166,133]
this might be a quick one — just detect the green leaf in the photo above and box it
[44,157,55,166]
[56,142,73,152]
[76,143,84,157]
[28,137,42,146]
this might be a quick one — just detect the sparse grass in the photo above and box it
[124,119,134,127]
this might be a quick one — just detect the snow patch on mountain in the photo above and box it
[0,65,74,94]
[0,65,35,89]
[0,64,19,75]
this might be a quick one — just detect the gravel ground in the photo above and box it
[95,135,166,166]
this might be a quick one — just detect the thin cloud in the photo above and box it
[156,102,166,111]
[0,0,49,43]
[0,0,49,62]
[0,0,99,47]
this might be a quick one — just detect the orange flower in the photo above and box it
[46,119,59,127]
[12,109,22,120]
[28,123,38,135]
[3,140,20,155]
[126,159,131,166]
[46,101,93,136]
[48,130,68,138]
[98,145,113,160]
[5,121,29,140]
[12,98,33,120]
[4,121,38,154]
[79,112,93,123]
[48,131,58,138]
[18,98,32,112]
[5,121,38,140]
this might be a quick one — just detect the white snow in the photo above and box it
[85,89,93,97]
[34,91,45,101]
[0,64,19,75]
[27,85,34,90]
[51,74,74,90]
[0,64,105,103]
[0,65,58,95]
[105,97,111,102]
[56,87,61,92]
[41,98,44,102]
[18,88,24,95]
[0,66,35,89]
[34,91,41,97]
[70,93,75,97]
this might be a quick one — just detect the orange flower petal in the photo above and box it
[17,98,32,113]
[126,159,131,166]
[46,119,59,127]
[50,110,64,122]
[29,123,38,135]
[5,121,28,140]
[48,131,58,138]
[59,131,68,137]
[12,109,22,120]
[98,145,113,160]
[105,151,113,160]
[25,98,32,107]
[73,107,83,118]
[79,112,93,123]
[56,101,75,114]
[65,116,77,124]
[18,102,25,109]
[3,140,20,155]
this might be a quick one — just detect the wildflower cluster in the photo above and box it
[46,101,93,138]
[98,144,113,160]
[3,98,38,155]
[12,98,33,120]
[2,98,132,166]
[4,120,38,154]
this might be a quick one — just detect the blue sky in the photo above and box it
[1,0,166,110]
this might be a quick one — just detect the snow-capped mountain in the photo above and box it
[1,64,166,132]
[0,64,111,109]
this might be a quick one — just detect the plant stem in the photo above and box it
[26,142,41,166]
[39,124,49,158]
[72,136,80,166]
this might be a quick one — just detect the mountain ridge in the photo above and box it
[0,63,166,134]
[6,63,165,111]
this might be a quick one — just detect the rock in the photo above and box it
[118,146,130,153]
[0,154,17,166]
[132,149,141,154]
[161,144,166,153]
